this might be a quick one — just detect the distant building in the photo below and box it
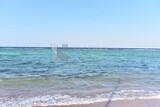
[62,44,68,48]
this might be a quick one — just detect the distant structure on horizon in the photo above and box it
[62,44,68,48]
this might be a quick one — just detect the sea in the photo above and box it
[0,47,160,107]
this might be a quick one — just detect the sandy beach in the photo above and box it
[34,99,160,107]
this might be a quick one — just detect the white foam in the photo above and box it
[1,90,160,107]
[0,95,107,107]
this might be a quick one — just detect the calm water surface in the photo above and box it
[0,48,160,106]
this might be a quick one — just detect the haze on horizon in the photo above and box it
[0,0,160,48]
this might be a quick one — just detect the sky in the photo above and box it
[0,0,160,48]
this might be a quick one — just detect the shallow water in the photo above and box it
[0,48,160,106]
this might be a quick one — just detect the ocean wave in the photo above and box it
[1,90,160,107]
[17,61,33,65]
[0,68,10,73]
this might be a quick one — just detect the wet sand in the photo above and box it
[34,99,160,107]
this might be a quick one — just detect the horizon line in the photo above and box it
[0,46,160,49]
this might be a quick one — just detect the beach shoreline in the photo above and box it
[1,48,160,107]
[34,99,160,107]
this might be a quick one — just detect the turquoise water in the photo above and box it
[0,48,160,106]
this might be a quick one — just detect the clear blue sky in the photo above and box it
[0,0,160,48]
